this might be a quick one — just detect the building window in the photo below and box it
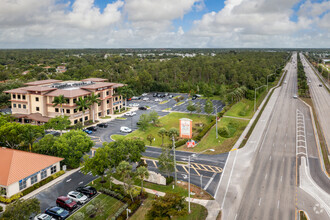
[13,104,17,108]
[106,91,109,95]
[13,94,16,99]
[66,109,70,114]
[55,108,59,112]
[115,97,118,101]
[107,110,110,114]
[35,97,39,102]
[23,105,26,109]
[66,99,69,104]
[19,180,27,190]
[36,107,40,111]
[98,112,101,116]
[74,109,77,113]
[50,166,57,174]
[41,170,47,179]
[107,100,109,104]
[22,95,26,100]
[18,104,21,108]
[30,174,37,185]
[73,98,77,103]
[79,118,83,122]
[74,120,78,124]
[17,95,21,99]
[85,116,88,121]
[0,187,6,196]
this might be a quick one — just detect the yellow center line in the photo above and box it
[182,165,189,174]
[215,167,223,173]
[191,165,200,176]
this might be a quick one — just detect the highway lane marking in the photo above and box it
[152,160,158,168]
[277,200,280,209]
[66,179,72,182]
[207,165,216,172]
[79,181,83,185]
[203,172,217,191]
[285,143,287,148]
[280,176,283,182]
[215,167,222,172]
[193,163,202,169]
[265,173,268,180]
[258,198,262,206]
[182,165,189,174]
[191,165,200,176]
[269,156,272,161]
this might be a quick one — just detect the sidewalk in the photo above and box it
[111,178,220,220]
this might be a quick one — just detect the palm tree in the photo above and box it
[136,166,149,194]
[88,92,101,123]
[20,125,42,152]
[52,95,66,115]
[121,87,134,111]
[158,128,167,147]
[75,97,91,126]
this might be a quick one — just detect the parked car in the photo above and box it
[97,123,108,128]
[34,214,56,220]
[86,126,97,131]
[138,106,147,110]
[319,84,323,87]
[160,94,166,98]
[169,94,173,98]
[165,93,169,96]
[67,191,88,205]
[132,96,141,100]
[153,93,158,97]
[127,98,132,101]
[56,196,77,211]
[120,126,132,133]
[124,112,136,117]
[76,186,97,198]
[142,93,148,96]
[293,94,298,99]
[82,129,92,134]
[132,103,139,107]
[45,206,69,220]
[142,97,149,101]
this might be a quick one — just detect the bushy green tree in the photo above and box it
[45,115,71,135]
[158,147,174,178]
[82,147,109,182]
[137,114,149,131]
[149,110,160,126]
[204,99,213,115]
[187,101,196,114]
[158,128,167,147]
[2,198,40,220]
[136,166,149,194]
[116,161,134,201]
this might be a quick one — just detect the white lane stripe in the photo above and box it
[258,198,262,206]
[204,172,217,190]
[265,173,268,180]
[66,179,71,182]
[79,181,84,185]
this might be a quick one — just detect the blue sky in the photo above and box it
[0,0,329,48]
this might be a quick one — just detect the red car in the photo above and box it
[56,196,77,211]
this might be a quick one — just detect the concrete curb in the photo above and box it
[21,167,81,200]
[298,98,330,178]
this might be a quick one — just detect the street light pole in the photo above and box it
[188,155,191,213]
[187,149,214,214]
[200,174,203,194]
[267,73,274,92]
[172,136,177,186]
[215,106,218,139]
[254,85,267,112]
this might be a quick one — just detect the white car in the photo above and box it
[67,191,88,204]
[124,112,136,117]
[142,93,148,96]
[133,103,139,107]
[293,94,298,99]
[142,97,149,101]
[34,214,56,220]
[120,126,132,133]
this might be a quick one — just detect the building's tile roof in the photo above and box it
[0,148,63,186]
[12,113,51,123]
[24,79,63,86]
[46,88,91,98]
[80,82,117,90]
[81,78,108,82]
[112,83,125,89]
[23,86,57,92]
[4,88,28,94]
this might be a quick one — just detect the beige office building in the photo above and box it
[5,78,125,125]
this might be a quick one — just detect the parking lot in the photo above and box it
[91,93,225,144]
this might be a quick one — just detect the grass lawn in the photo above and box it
[112,112,212,147]
[130,194,208,220]
[199,95,222,100]
[116,117,127,120]
[68,194,124,220]
[224,99,254,119]
[160,100,169,104]
[177,117,249,154]
[164,108,172,111]
[175,101,184,106]
[100,116,111,119]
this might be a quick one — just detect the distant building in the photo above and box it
[0,147,63,198]
[56,66,67,73]
[5,78,125,125]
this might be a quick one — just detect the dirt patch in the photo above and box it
[177,181,214,200]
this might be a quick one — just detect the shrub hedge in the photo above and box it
[0,192,22,204]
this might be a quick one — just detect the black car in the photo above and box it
[76,186,97,198]
[45,206,69,220]
[159,94,166,98]
[138,106,147,110]
[86,126,97,131]
[153,93,158,97]
[97,123,108,128]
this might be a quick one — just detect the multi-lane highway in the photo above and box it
[300,54,330,154]
[216,53,330,220]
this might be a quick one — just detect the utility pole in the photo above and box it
[215,106,218,139]
[188,155,191,213]
[200,175,203,194]
[254,85,266,112]
[172,136,177,186]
